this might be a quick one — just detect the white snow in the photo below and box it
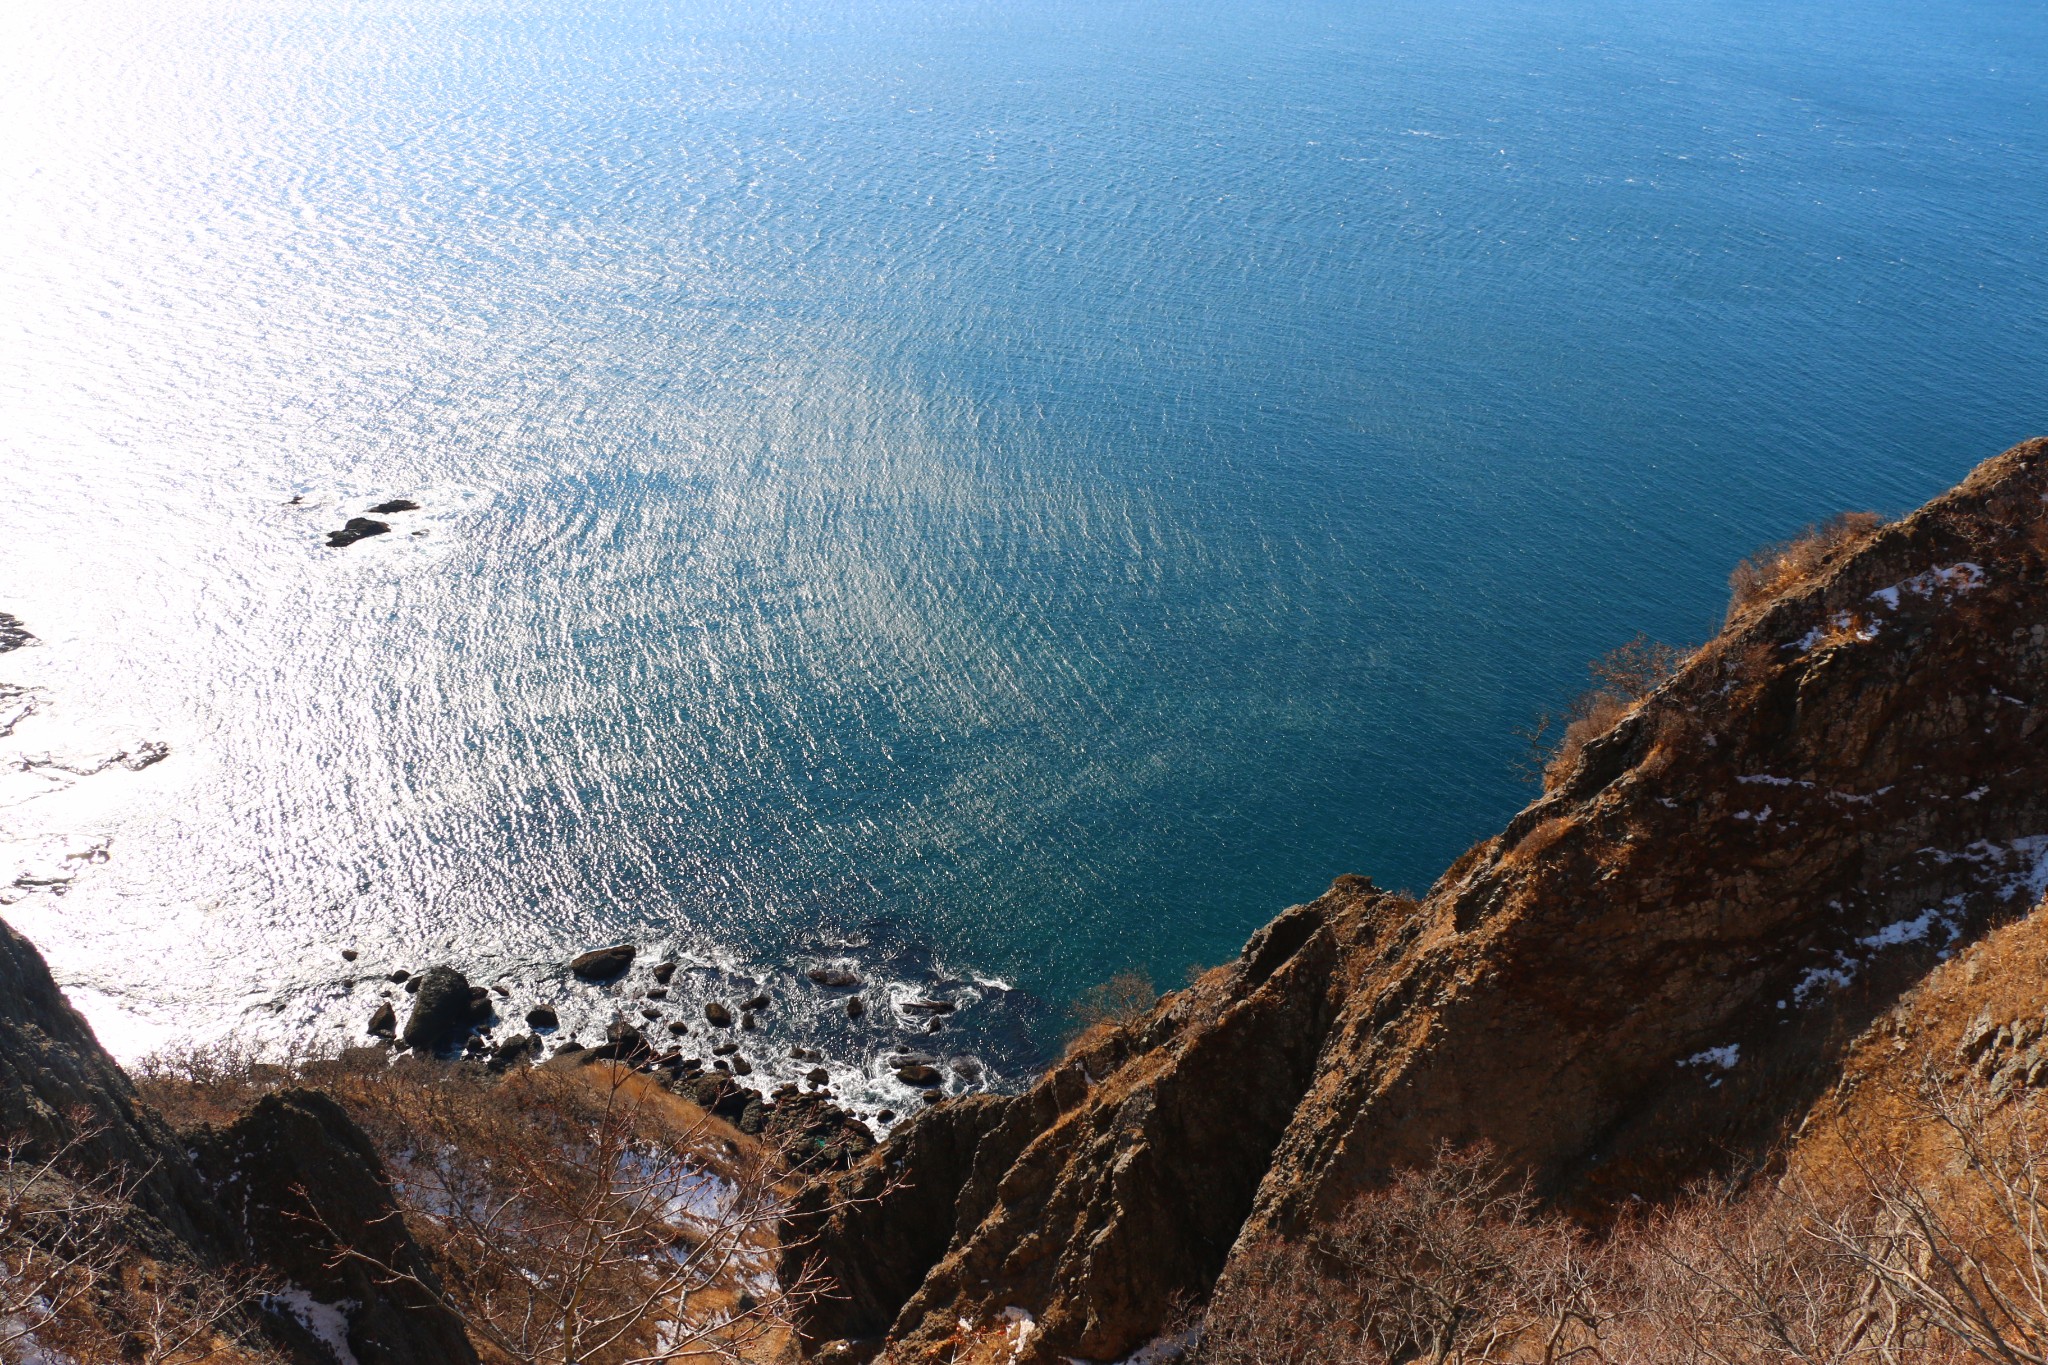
[266,1289,360,1365]
[1793,964,1856,1005]
[1871,563,1987,606]
[1859,910,1944,948]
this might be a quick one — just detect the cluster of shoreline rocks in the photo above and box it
[345,937,987,1170]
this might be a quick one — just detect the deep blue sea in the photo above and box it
[2,0,2044,1112]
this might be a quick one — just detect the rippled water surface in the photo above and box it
[2,0,2045,1102]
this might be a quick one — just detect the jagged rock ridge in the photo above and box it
[785,436,2048,1364]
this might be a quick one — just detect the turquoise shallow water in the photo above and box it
[1,0,2045,1102]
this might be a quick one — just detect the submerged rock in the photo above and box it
[367,498,420,514]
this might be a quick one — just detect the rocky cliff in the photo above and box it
[785,436,2048,1364]
[0,913,471,1363]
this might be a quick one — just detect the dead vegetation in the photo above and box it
[1520,633,1687,792]
[0,1127,282,1364]
[125,1043,841,1365]
[1195,1062,2044,1365]
[1726,511,1886,624]
[1065,970,1160,1052]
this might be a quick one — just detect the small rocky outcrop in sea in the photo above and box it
[366,1001,397,1039]
[0,611,36,653]
[401,965,487,1052]
[807,966,862,988]
[325,517,390,548]
[525,1002,559,1029]
[570,942,636,981]
[367,498,420,514]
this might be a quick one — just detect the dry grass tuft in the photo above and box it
[1726,511,1885,623]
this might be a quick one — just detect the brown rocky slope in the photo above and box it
[784,435,2048,1364]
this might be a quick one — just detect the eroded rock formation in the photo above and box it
[785,436,2048,1364]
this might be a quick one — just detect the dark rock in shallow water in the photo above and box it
[401,966,474,1052]
[570,942,636,981]
[325,517,390,548]
[466,985,494,1024]
[846,995,866,1019]
[340,948,357,961]
[742,993,771,1011]
[893,1063,942,1087]
[732,1055,753,1076]
[390,968,410,983]
[900,998,955,1016]
[667,1019,689,1035]
[645,986,668,999]
[367,498,420,514]
[741,1011,758,1030]
[807,966,862,989]
[525,1003,558,1029]
[588,1018,653,1066]
[367,1002,397,1039]
[0,612,36,653]
[490,1034,539,1070]
[652,960,677,984]
[705,1001,734,1027]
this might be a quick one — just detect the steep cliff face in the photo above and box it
[0,915,234,1259]
[0,915,472,1363]
[787,437,2048,1364]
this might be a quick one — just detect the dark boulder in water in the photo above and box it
[652,960,677,984]
[705,1001,734,1027]
[401,966,473,1052]
[570,942,636,981]
[742,993,771,1011]
[0,612,35,653]
[525,1002,558,1029]
[807,966,862,989]
[367,498,420,515]
[325,517,390,548]
[366,1001,397,1039]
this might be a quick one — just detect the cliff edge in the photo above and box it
[785,436,2048,1364]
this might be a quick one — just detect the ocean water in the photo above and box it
[2,0,2045,1111]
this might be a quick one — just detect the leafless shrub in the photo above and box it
[1194,1137,1988,1365]
[317,1063,825,1365]
[1802,1073,2048,1364]
[1067,970,1158,1045]
[1519,633,1686,791]
[1727,511,1885,623]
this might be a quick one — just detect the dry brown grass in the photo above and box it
[132,1045,826,1365]
[1194,1077,2045,1365]
[1726,511,1885,623]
